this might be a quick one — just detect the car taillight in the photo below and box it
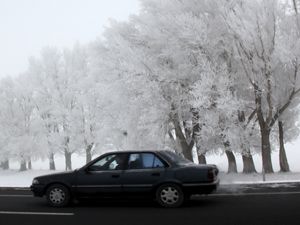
[207,168,216,181]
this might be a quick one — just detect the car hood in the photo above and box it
[34,170,76,180]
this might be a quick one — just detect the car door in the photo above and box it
[75,153,127,197]
[122,152,167,193]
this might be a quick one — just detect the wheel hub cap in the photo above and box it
[160,187,179,205]
[49,188,65,204]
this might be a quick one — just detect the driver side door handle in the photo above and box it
[151,172,160,176]
[111,174,120,178]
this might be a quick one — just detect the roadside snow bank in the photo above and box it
[219,172,300,184]
[0,170,64,187]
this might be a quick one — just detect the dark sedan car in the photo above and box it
[31,150,219,207]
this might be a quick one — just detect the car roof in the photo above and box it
[85,150,179,168]
[101,150,169,154]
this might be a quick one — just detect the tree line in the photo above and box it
[0,0,300,173]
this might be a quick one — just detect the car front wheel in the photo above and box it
[156,183,184,208]
[46,184,71,207]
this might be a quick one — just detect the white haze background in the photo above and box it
[0,0,300,176]
[0,0,140,76]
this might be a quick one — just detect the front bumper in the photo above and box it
[30,184,45,197]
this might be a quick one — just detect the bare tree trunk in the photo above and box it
[19,158,27,171]
[278,121,290,172]
[196,143,206,164]
[242,152,257,173]
[65,150,72,171]
[237,110,257,173]
[64,136,72,171]
[49,153,56,170]
[172,116,193,161]
[260,129,274,173]
[0,160,9,170]
[27,160,32,170]
[223,140,237,173]
[254,85,274,173]
[168,130,178,153]
[85,143,93,164]
[225,150,237,173]
[198,153,207,164]
[169,106,202,162]
[196,143,207,164]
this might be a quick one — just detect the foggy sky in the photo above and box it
[0,0,140,77]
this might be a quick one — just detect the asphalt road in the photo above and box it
[0,184,300,225]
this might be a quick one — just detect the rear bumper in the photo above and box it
[30,185,45,197]
[182,179,219,194]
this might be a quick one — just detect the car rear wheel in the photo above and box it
[156,183,184,208]
[46,184,70,207]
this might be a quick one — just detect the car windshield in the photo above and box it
[162,151,192,164]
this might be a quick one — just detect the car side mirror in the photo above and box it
[85,165,100,173]
[84,167,92,173]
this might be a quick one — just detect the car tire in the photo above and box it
[156,183,184,208]
[46,184,71,207]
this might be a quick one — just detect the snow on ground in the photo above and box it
[219,172,300,184]
[0,170,64,187]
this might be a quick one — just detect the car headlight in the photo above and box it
[32,179,39,185]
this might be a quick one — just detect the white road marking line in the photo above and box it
[0,211,74,216]
[0,195,32,197]
[209,191,300,197]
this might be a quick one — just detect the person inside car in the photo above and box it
[114,154,126,170]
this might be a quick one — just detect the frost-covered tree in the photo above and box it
[0,75,43,171]
[135,0,257,172]
[91,0,259,173]
[191,65,241,173]
[224,0,300,173]
[90,33,170,152]
[97,0,231,162]
[0,77,16,170]
[27,45,89,170]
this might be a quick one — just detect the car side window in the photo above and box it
[127,153,165,169]
[153,156,165,168]
[88,154,126,171]
[142,153,155,168]
[127,154,142,169]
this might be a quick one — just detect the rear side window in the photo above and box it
[127,153,165,169]
[142,153,155,168]
[153,156,165,168]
